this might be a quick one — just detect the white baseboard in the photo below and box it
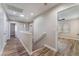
[44,44,57,52]
[19,38,31,55]
[0,42,6,56]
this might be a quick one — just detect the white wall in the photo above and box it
[0,4,8,55]
[69,19,79,35]
[15,22,32,55]
[58,20,70,34]
[33,3,77,49]
[15,22,29,37]
[17,31,32,55]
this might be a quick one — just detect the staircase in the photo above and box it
[32,45,58,56]
[32,32,58,56]
[33,32,47,51]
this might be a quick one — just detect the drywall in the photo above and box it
[18,31,32,55]
[69,19,79,35]
[15,22,32,55]
[58,18,79,35]
[0,4,8,55]
[15,22,29,37]
[33,3,77,49]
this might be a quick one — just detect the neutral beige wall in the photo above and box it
[33,3,77,49]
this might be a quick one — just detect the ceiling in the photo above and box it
[3,3,58,23]
[58,4,79,21]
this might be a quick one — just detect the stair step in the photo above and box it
[32,46,57,56]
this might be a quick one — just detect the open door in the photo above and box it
[10,23,15,37]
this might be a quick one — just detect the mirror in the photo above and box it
[57,5,79,56]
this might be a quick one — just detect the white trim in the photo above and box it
[32,44,58,55]
[44,44,58,52]
[0,41,6,56]
[19,38,31,55]
[31,47,43,54]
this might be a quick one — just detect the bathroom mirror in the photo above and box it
[57,5,79,56]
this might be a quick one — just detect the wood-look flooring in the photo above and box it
[32,47,58,56]
[2,37,29,56]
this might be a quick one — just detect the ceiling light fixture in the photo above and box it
[30,13,34,16]
[44,3,47,6]
[26,17,28,19]
[20,14,24,17]
[13,11,16,14]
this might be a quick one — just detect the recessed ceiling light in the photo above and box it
[30,13,34,16]
[13,11,16,14]
[44,3,48,6]
[26,17,28,19]
[20,14,24,17]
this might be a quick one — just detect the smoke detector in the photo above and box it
[44,3,48,6]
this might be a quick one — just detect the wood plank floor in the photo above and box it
[2,37,29,56]
[32,47,58,56]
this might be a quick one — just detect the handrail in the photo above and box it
[34,32,47,45]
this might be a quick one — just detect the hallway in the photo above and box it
[2,37,29,56]
[0,3,79,56]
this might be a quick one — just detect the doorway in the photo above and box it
[10,23,15,37]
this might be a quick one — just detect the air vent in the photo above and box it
[58,18,65,21]
[6,4,23,13]
[44,3,47,6]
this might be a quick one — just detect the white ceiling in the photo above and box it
[58,4,79,20]
[3,3,58,23]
